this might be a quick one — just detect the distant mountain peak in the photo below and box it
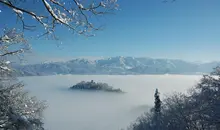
[14,57,219,76]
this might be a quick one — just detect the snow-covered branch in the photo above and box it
[0,28,29,76]
[0,81,46,129]
[0,0,118,38]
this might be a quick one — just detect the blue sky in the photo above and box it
[1,0,220,62]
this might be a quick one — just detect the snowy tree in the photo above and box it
[0,0,118,38]
[127,67,220,130]
[0,1,118,129]
[188,67,220,129]
[0,28,30,77]
[0,28,46,130]
[0,81,46,129]
[127,89,162,130]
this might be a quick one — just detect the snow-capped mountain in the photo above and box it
[14,56,220,76]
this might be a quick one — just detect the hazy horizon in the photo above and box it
[21,54,219,64]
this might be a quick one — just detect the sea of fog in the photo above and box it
[19,75,202,130]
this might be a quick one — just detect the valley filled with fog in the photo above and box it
[19,75,202,130]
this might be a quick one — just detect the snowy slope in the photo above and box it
[14,57,220,76]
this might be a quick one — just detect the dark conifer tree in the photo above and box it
[153,88,162,130]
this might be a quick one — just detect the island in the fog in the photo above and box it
[70,80,124,93]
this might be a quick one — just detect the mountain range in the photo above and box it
[13,56,220,76]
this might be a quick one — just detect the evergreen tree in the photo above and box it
[128,68,220,130]
[153,88,162,130]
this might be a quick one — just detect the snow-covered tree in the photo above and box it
[0,0,118,38]
[0,81,46,129]
[127,89,162,130]
[0,28,46,130]
[0,28,29,77]
[128,68,220,130]
[0,1,118,129]
[189,67,220,129]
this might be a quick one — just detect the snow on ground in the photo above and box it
[19,75,202,130]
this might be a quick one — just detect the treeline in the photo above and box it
[128,67,220,130]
